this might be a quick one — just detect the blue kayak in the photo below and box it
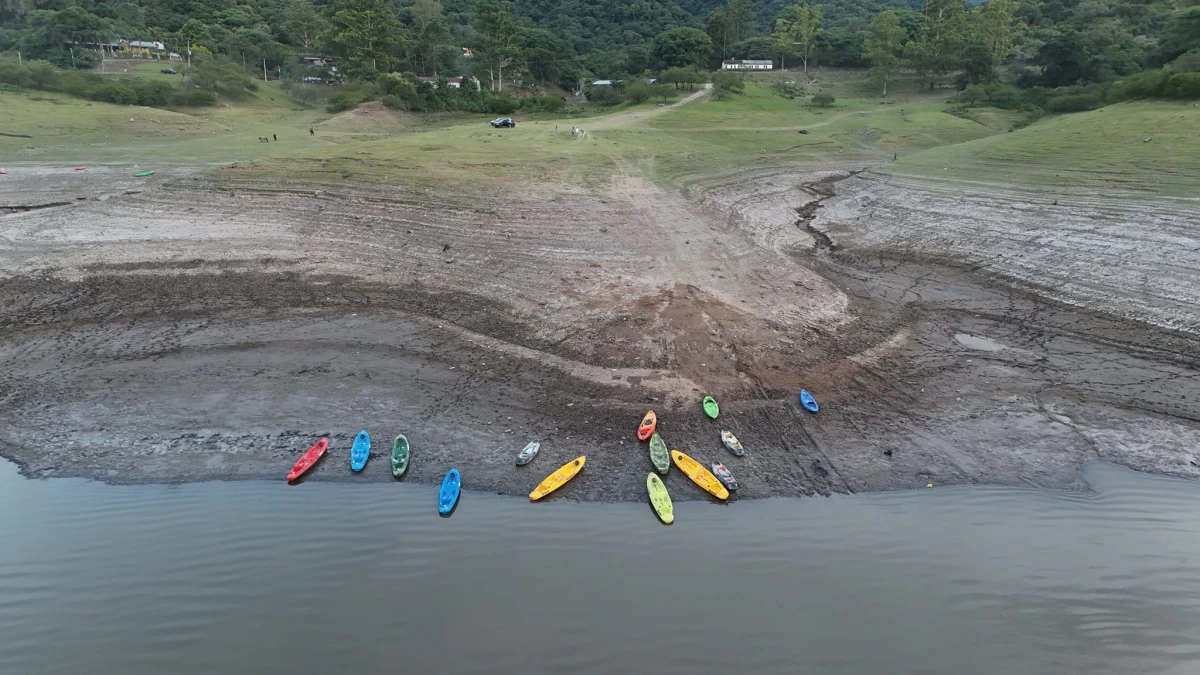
[349,430,371,471]
[439,468,461,515]
[799,389,819,413]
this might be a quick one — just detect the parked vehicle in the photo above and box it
[160,68,177,74]
[490,117,517,128]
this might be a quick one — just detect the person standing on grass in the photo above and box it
[309,127,315,136]
[273,134,277,141]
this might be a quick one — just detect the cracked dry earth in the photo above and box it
[1,164,1198,501]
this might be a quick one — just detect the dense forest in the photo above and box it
[1,0,1198,110]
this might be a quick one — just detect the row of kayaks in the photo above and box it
[284,389,824,521]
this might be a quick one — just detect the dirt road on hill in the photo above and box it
[1,163,1198,500]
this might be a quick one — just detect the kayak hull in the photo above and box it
[711,462,739,491]
[720,430,745,457]
[439,468,461,514]
[350,431,371,471]
[702,396,719,419]
[671,450,729,500]
[649,433,670,474]
[529,456,586,501]
[391,435,409,478]
[515,441,540,466]
[287,438,328,481]
[646,473,674,524]
[638,410,657,441]
[800,389,819,413]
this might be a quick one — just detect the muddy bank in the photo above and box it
[1,166,1198,499]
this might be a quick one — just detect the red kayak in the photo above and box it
[637,410,657,441]
[287,438,328,482]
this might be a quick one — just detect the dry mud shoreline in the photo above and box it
[1,165,1198,501]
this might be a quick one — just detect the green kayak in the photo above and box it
[702,395,719,419]
[649,432,670,475]
[646,473,674,524]
[391,434,409,478]
[135,170,154,177]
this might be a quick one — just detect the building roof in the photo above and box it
[723,59,773,65]
[592,80,613,86]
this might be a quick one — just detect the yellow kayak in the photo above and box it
[671,450,729,500]
[529,456,586,501]
[646,473,674,524]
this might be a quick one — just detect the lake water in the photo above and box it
[2,459,1200,675]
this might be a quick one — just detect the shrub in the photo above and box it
[1170,49,1200,74]
[1164,72,1200,99]
[1044,93,1102,112]
[585,85,623,105]
[381,94,404,109]
[811,93,835,107]
[712,71,744,100]
[485,95,518,114]
[174,89,218,106]
[1107,69,1171,101]
[132,80,174,107]
[92,84,138,105]
[625,82,651,103]
[327,90,369,113]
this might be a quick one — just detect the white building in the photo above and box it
[721,59,774,71]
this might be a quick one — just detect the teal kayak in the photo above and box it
[439,468,461,514]
[350,430,370,471]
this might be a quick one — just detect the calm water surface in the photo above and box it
[2,459,1200,675]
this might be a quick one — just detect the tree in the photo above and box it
[907,0,968,87]
[712,70,744,99]
[706,8,734,61]
[651,27,712,69]
[978,0,1019,66]
[473,0,524,92]
[626,81,651,103]
[773,2,822,72]
[864,9,906,96]
[524,29,570,83]
[659,65,704,90]
[283,0,326,53]
[724,0,754,45]
[410,0,450,75]
[321,0,405,76]
[1036,31,1089,87]
[178,18,213,66]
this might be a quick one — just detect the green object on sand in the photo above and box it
[649,432,670,475]
[702,395,719,419]
[135,171,154,177]
[391,435,409,478]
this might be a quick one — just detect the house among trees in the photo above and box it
[721,59,773,71]
[415,76,480,89]
[119,40,166,55]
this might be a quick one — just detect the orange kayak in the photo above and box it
[670,450,729,500]
[637,410,657,441]
[529,456,586,501]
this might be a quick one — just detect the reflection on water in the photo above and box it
[2,460,1199,675]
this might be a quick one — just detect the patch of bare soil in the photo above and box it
[1,164,1198,500]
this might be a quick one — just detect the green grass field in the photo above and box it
[4,71,1195,200]
[881,101,1200,196]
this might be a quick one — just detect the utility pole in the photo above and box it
[263,57,268,81]
[17,51,21,65]
[70,48,76,69]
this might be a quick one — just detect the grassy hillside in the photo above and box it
[880,101,1200,197]
[216,77,1004,196]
